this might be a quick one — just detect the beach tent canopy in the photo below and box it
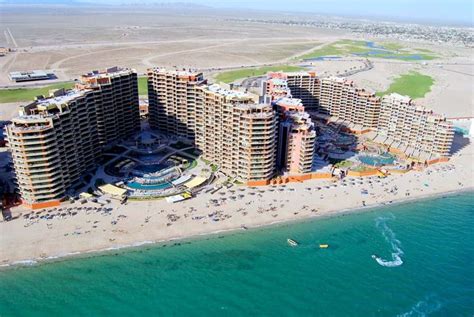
[165,193,192,203]
[419,152,432,161]
[165,195,186,203]
[99,184,127,197]
[79,192,93,199]
[172,175,192,186]
[183,177,207,189]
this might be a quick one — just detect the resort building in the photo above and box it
[148,69,277,182]
[5,67,140,208]
[274,98,316,174]
[319,77,381,129]
[78,67,140,146]
[195,84,277,181]
[376,93,454,158]
[147,68,206,140]
[265,72,320,110]
[262,77,292,103]
[265,72,454,161]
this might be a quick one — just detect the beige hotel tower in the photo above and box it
[6,67,140,209]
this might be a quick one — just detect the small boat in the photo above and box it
[287,238,299,246]
[241,225,248,230]
[319,244,329,249]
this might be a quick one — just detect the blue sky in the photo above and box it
[208,0,473,24]
[4,0,474,25]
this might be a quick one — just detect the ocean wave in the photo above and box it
[397,294,442,316]
[10,259,38,266]
[372,214,404,267]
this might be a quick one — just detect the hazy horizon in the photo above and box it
[0,0,472,26]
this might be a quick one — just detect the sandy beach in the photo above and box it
[1,141,472,267]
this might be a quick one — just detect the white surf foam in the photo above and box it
[132,240,153,247]
[11,259,38,266]
[372,214,404,267]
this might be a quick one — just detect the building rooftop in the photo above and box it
[384,93,412,103]
[9,70,55,82]
[268,78,288,86]
[285,71,317,77]
[323,76,350,83]
[35,89,85,109]
[82,66,134,79]
[206,84,252,99]
[274,97,303,107]
[267,71,318,79]
[149,67,202,77]
[235,103,273,115]
[14,89,87,121]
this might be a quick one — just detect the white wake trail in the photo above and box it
[372,215,404,267]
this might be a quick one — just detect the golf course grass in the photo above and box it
[214,65,304,83]
[376,71,434,99]
[138,77,148,96]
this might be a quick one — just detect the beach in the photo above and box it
[1,142,473,266]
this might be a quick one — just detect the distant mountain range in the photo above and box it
[0,0,211,8]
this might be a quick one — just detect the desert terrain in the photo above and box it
[0,6,472,119]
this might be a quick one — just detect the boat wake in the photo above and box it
[372,215,404,267]
[397,294,442,317]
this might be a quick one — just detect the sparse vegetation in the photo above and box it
[298,39,436,61]
[414,48,434,53]
[335,160,354,168]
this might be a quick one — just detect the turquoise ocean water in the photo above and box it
[0,192,473,316]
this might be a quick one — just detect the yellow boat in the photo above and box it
[319,244,329,248]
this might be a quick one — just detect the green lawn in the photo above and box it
[138,76,148,96]
[0,82,75,103]
[376,71,434,99]
[214,65,304,84]
[298,39,436,61]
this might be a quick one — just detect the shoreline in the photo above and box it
[1,186,472,270]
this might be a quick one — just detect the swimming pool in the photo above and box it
[358,153,395,166]
[127,181,172,190]
[454,127,469,136]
